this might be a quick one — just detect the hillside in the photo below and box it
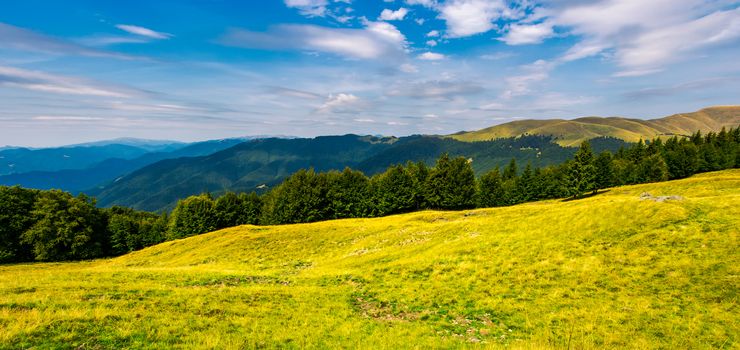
[0,138,245,193]
[0,144,157,176]
[92,134,629,211]
[451,106,740,146]
[1,170,737,348]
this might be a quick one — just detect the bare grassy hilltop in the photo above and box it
[451,106,740,146]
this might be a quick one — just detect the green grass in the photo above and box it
[1,170,739,349]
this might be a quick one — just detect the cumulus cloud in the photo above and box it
[418,52,445,60]
[379,8,409,21]
[115,24,172,39]
[499,21,554,45]
[438,0,508,38]
[219,21,407,60]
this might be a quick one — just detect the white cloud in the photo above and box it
[426,30,440,37]
[543,0,740,76]
[500,59,553,99]
[438,0,507,38]
[284,0,329,17]
[426,40,438,47]
[418,52,445,60]
[405,0,436,8]
[400,63,419,73]
[500,22,554,45]
[379,8,409,21]
[0,65,143,98]
[317,93,363,113]
[115,24,172,39]
[0,22,137,59]
[220,21,407,60]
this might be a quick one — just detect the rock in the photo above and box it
[639,192,684,202]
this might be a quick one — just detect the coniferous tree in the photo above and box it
[478,168,505,207]
[594,151,616,189]
[502,158,518,181]
[514,163,534,202]
[567,141,597,198]
[425,154,477,209]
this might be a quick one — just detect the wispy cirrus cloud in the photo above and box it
[0,22,137,59]
[0,65,149,98]
[284,0,329,17]
[115,24,173,39]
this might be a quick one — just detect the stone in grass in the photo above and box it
[639,192,684,202]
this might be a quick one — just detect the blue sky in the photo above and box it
[1,0,738,147]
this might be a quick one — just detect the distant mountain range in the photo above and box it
[1,106,737,211]
[450,106,740,146]
[0,139,246,193]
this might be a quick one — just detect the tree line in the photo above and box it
[1,127,738,263]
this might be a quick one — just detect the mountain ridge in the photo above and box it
[450,106,740,146]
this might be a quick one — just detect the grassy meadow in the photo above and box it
[1,170,738,349]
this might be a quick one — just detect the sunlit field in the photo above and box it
[1,170,738,349]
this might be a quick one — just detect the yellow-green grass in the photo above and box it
[450,106,740,146]
[1,171,739,349]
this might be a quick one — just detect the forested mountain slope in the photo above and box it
[94,134,629,211]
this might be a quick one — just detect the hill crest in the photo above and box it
[450,106,740,146]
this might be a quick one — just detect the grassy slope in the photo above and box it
[1,170,739,349]
[451,106,740,146]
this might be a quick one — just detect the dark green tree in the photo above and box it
[502,158,518,181]
[406,161,430,210]
[567,141,596,198]
[594,151,616,189]
[425,154,477,209]
[478,168,505,207]
[22,191,107,261]
[370,164,416,216]
[636,154,669,183]
[260,169,330,224]
[0,186,38,263]
[327,168,371,219]
[168,193,216,238]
